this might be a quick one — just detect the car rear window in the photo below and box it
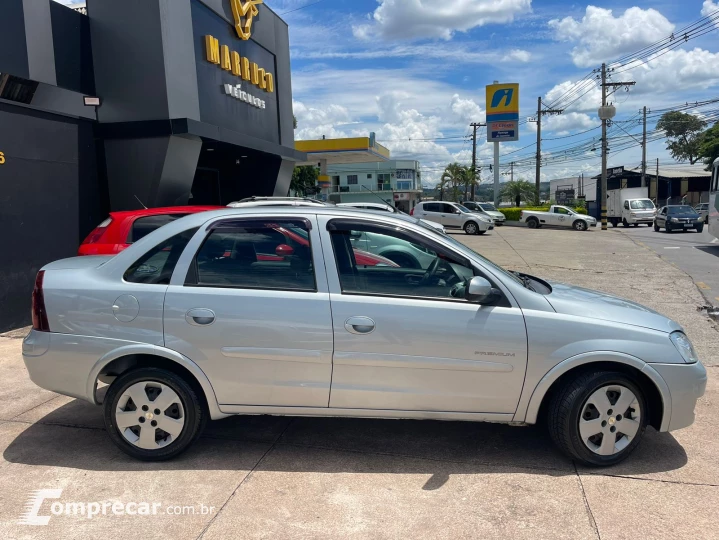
[422,203,440,212]
[124,228,199,285]
[129,214,189,243]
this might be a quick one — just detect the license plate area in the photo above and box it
[683,223,692,228]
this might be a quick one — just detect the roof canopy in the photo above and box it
[295,136,390,166]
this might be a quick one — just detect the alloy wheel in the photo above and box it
[465,223,478,235]
[115,381,185,450]
[578,385,641,456]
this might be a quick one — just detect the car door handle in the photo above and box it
[185,308,216,326]
[344,316,375,335]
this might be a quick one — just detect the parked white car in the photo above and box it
[462,201,506,225]
[337,202,446,233]
[520,205,597,231]
[413,201,494,235]
[228,197,328,208]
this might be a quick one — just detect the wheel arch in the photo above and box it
[88,345,228,420]
[522,352,670,431]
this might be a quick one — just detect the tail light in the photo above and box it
[410,207,415,216]
[81,217,112,246]
[31,271,50,332]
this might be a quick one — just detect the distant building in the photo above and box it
[326,160,423,213]
[549,175,596,204]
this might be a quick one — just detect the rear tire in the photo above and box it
[104,367,206,461]
[526,218,539,229]
[548,371,648,466]
[696,225,704,233]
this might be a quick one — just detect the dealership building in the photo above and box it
[0,0,304,331]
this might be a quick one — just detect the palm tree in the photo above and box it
[439,163,472,202]
[500,179,535,207]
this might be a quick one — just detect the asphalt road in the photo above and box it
[618,223,719,307]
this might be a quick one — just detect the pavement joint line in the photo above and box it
[195,418,296,540]
[493,228,532,269]
[578,470,719,488]
[8,395,62,422]
[573,462,602,540]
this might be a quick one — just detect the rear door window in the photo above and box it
[129,214,189,243]
[124,228,199,284]
[423,203,440,212]
[187,219,316,292]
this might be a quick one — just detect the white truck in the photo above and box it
[607,187,656,227]
[520,205,597,231]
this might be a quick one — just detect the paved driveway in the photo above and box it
[0,226,717,539]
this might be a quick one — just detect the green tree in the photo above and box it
[290,166,319,196]
[438,163,469,202]
[656,111,707,164]
[500,179,535,207]
[293,114,298,130]
[698,120,719,171]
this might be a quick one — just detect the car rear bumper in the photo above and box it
[652,361,707,432]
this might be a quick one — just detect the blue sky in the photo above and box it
[264,0,719,186]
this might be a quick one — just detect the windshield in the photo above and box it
[630,199,655,210]
[479,203,497,211]
[668,206,697,214]
[456,205,472,213]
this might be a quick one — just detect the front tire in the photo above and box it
[548,371,648,466]
[104,368,206,461]
[573,220,588,231]
[622,219,629,228]
[696,225,704,233]
[653,222,660,232]
[464,221,479,235]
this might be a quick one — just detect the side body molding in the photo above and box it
[87,344,228,420]
[517,351,672,432]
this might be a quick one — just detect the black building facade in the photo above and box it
[0,0,303,331]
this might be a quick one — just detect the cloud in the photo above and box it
[702,1,719,27]
[543,112,597,135]
[292,43,532,64]
[544,80,601,112]
[353,0,533,41]
[617,47,719,94]
[450,94,484,124]
[549,6,674,67]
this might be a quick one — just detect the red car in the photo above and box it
[79,206,397,267]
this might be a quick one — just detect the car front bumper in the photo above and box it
[666,221,703,230]
[652,360,707,432]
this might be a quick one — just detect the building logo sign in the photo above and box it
[486,83,519,142]
[0,151,5,165]
[204,35,274,107]
[230,0,263,40]
[223,83,265,109]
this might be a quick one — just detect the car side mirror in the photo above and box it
[275,244,294,257]
[465,276,498,304]
[454,209,461,214]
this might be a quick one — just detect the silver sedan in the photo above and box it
[23,207,706,465]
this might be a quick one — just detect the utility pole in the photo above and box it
[530,97,563,204]
[469,122,485,201]
[599,63,635,230]
[510,162,514,182]
[641,106,647,188]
